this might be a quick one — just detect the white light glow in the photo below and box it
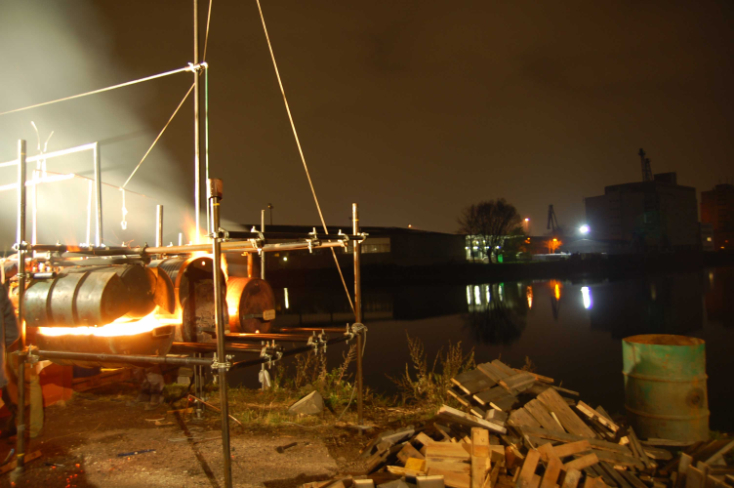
[579,225,590,235]
[284,287,290,310]
[581,287,592,309]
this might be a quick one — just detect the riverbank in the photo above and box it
[265,251,734,287]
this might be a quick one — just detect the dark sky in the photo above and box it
[1,0,733,244]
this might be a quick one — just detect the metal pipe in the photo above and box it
[156,205,164,248]
[208,178,232,488]
[224,333,318,343]
[16,140,27,470]
[260,210,266,280]
[93,142,103,246]
[194,0,201,243]
[144,239,345,255]
[229,230,363,241]
[353,203,363,427]
[35,350,213,367]
[170,342,269,354]
[279,327,351,334]
[0,142,98,168]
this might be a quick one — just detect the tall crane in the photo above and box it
[639,148,653,182]
[547,204,559,235]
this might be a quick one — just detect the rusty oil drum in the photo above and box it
[622,334,709,441]
[226,277,275,333]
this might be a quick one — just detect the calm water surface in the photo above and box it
[263,266,734,431]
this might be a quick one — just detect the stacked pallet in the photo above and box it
[300,359,732,488]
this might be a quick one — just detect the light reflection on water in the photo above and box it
[264,266,734,431]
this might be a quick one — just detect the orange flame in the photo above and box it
[37,307,179,337]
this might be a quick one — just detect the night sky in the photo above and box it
[1,1,733,244]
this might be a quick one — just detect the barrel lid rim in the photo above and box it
[624,334,704,347]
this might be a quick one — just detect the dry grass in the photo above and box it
[389,333,475,409]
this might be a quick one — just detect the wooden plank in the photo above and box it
[529,475,542,488]
[553,441,592,459]
[642,446,673,461]
[512,368,554,384]
[704,440,734,464]
[416,475,449,488]
[387,465,426,477]
[426,458,472,475]
[599,462,631,488]
[642,438,699,447]
[537,388,597,439]
[487,410,509,425]
[501,373,536,393]
[399,442,426,464]
[448,389,473,408]
[517,449,541,488]
[588,464,616,488]
[519,427,630,454]
[525,399,566,434]
[561,469,583,488]
[618,470,649,488]
[627,428,654,471]
[417,432,441,447]
[471,407,487,419]
[478,363,510,384]
[0,450,42,475]
[438,405,507,434]
[471,427,491,488]
[407,458,428,472]
[509,409,542,429]
[539,443,563,488]
[490,395,519,413]
[564,454,600,471]
[491,360,518,377]
[453,369,497,395]
[592,450,645,470]
[576,402,619,434]
[474,386,514,406]
[425,443,472,462]
[687,466,706,488]
[552,386,581,398]
[427,464,471,488]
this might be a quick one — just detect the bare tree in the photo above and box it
[458,199,522,262]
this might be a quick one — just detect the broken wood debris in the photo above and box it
[299,358,732,488]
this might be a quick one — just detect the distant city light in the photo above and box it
[581,286,592,309]
[524,218,530,222]
[579,224,590,234]
[283,256,288,262]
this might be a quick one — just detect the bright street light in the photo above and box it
[579,224,590,235]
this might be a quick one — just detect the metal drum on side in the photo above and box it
[623,334,709,441]
[226,277,275,333]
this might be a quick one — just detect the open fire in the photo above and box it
[37,307,179,338]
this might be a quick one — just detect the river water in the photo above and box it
[267,266,734,431]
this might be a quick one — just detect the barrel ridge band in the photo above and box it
[624,404,710,421]
[622,371,708,383]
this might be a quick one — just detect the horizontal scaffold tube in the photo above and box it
[36,350,214,367]
[224,333,320,343]
[169,342,277,354]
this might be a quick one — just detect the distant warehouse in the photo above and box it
[584,172,698,251]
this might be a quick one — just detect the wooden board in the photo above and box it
[509,409,542,429]
[471,427,491,488]
[592,449,646,470]
[500,373,536,394]
[477,363,510,384]
[537,388,597,439]
[399,442,426,464]
[539,443,564,488]
[686,466,706,488]
[453,369,497,395]
[564,453,600,471]
[525,399,565,434]
[491,360,518,378]
[518,427,630,454]
[406,458,428,472]
[416,432,441,447]
[517,449,541,488]
[599,462,631,488]
[425,443,472,462]
[473,386,513,406]
[618,469,649,488]
[438,405,507,434]
[576,402,619,434]
[627,428,654,471]
[490,395,519,413]
[448,389,474,408]
[552,441,591,459]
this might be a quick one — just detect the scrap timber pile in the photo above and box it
[301,359,734,488]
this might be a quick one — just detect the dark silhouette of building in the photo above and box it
[585,172,698,251]
[701,184,734,251]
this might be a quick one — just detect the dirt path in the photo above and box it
[1,392,369,488]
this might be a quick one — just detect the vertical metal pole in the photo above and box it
[156,205,164,248]
[352,203,363,427]
[209,179,232,488]
[205,64,210,237]
[93,142,103,246]
[260,209,266,280]
[194,0,201,243]
[15,140,27,469]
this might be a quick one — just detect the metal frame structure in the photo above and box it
[9,152,367,487]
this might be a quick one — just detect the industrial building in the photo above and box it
[584,172,699,251]
[701,183,734,251]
